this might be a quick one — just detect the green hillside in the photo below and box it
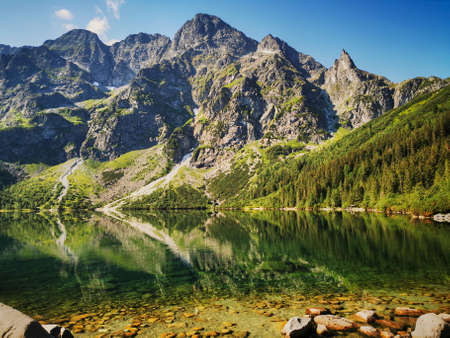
[218,85,450,214]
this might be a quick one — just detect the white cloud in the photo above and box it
[106,39,120,46]
[86,16,110,37]
[63,23,77,31]
[106,0,125,19]
[55,9,74,21]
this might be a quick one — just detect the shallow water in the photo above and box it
[0,210,449,336]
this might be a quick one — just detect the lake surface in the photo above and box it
[0,210,449,336]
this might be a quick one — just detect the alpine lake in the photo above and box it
[0,210,449,337]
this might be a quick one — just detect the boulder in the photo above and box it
[412,313,450,338]
[42,325,74,338]
[355,310,377,323]
[281,316,315,337]
[0,303,51,338]
[305,307,330,316]
[359,325,380,337]
[395,307,424,317]
[314,315,356,331]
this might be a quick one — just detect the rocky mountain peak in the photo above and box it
[44,29,114,85]
[45,29,104,47]
[258,34,285,53]
[167,13,257,58]
[336,49,356,70]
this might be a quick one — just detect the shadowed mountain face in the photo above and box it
[0,13,448,166]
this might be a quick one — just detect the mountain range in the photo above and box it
[0,13,448,214]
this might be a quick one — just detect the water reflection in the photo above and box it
[0,210,448,318]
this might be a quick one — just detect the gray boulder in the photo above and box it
[412,313,450,338]
[281,316,315,337]
[0,303,51,338]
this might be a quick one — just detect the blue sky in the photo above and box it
[0,0,449,82]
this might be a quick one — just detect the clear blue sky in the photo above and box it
[0,0,449,82]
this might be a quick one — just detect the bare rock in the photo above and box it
[360,325,380,337]
[412,313,450,338]
[0,303,51,338]
[314,315,356,331]
[281,316,315,337]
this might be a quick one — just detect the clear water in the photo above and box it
[0,211,449,335]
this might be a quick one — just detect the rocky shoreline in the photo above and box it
[282,307,450,337]
[2,300,449,337]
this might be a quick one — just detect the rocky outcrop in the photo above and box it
[80,59,194,161]
[0,113,87,164]
[412,313,450,338]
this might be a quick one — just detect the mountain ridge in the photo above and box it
[0,13,448,169]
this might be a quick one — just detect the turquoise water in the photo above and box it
[0,210,449,321]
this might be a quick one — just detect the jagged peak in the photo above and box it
[336,48,356,69]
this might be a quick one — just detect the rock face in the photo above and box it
[281,317,315,337]
[412,313,450,338]
[110,33,171,85]
[0,13,448,167]
[0,303,51,338]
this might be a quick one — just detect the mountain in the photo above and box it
[0,13,448,214]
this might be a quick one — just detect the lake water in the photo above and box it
[0,211,449,336]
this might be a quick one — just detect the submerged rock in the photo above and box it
[305,307,330,316]
[313,315,356,331]
[0,303,51,338]
[354,310,377,323]
[411,313,450,338]
[281,316,315,337]
[359,325,380,337]
[395,307,424,317]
